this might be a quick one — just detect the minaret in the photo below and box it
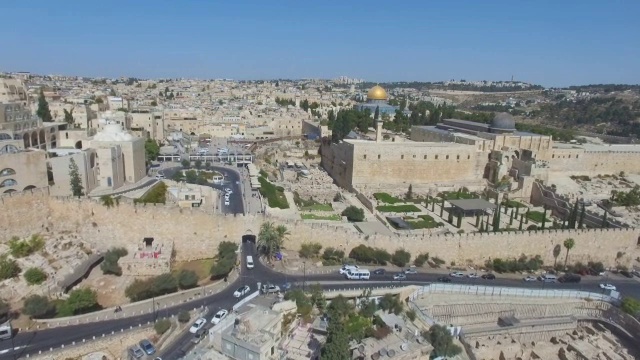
[375,105,383,143]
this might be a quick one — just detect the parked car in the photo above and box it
[404,268,418,275]
[393,273,407,281]
[631,270,640,278]
[191,329,206,344]
[372,268,385,275]
[211,309,229,325]
[234,285,251,298]
[281,282,292,291]
[224,188,233,194]
[599,283,617,291]
[523,276,537,282]
[449,272,464,278]
[467,273,480,279]
[224,200,230,206]
[261,284,281,294]
[139,339,156,355]
[437,277,451,283]
[339,265,359,275]
[129,346,145,359]
[481,273,496,280]
[189,318,207,334]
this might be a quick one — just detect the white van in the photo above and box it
[246,256,254,269]
[345,269,370,280]
[541,274,557,283]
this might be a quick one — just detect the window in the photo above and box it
[552,154,555,159]
[401,155,404,159]
[435,155,439,160]
[457,155,460,160]
[413,154,416,158]
[467,155,471,159]
[0,168,16,177]
[0,179,17,188]
[576,155,579,159]
[363,154,367,160]
[424,155,427,159]
[378,154,381,159]
[446,155,449,160]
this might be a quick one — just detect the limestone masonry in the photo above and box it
[1,188,638,267]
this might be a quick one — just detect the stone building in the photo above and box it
[322,85,640,198]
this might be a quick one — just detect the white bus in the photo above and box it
[345,269,370,280]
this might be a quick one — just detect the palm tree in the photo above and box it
[563,238,575,268]
[274,225,290,250]
[258,222,278,259]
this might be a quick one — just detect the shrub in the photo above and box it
[405,309,417,322]
[177,270,198,289]
[135,182,167,204]
[154,318,172,335]
[485,254,544,273]
[527,224,538,230]
[101,247,128,276]
[299,242,322,259]
[349,245,391,265]
[391,249,411,267]
[58,288,100,316]
[414,253,429,267]
[258,176,289,209]
[210,241,238,278]
[125,273,179,301]
[342,206,365,222]
[23,295,54,318]
[178,310,190,323]
[8,235,45,258]
[322,247,344,265]
[0,255,21,280]
[24,267,47,285]
[621,297,640,316]
[431,257,445,266]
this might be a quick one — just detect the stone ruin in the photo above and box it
[119,237,172,276]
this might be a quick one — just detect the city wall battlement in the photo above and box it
[1,189,638,266]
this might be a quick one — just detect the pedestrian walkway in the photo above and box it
[30,270,239,329]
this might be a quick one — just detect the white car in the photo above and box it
[449,272,465,278]
[224,188,233,194]
[189,318,207,334]
[599,283,616,291]
[467,273,480,279]
[211,309,229,325]
[233,285,251,298]
[339,265,359,275]
[523,276,537,282]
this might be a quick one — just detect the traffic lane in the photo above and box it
[209,166,243,215]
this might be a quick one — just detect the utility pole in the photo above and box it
[303,261,307,292]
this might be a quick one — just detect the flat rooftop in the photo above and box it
[448,199,497,211]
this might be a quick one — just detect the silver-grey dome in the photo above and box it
[491,112,516,130]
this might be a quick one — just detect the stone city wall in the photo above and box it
[0,189,639,267]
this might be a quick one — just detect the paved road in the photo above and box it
[160,165,244,215]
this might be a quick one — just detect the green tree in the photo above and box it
[24,267,47,285]
[563,238,575,268]
[100,195,116,208]
[309,284,327,312]
[177,270,199,289]
[154,318,171,334]
[378,293,403,315]
[36,88,53,122]
[391,249,411,267]
[194,160,202,170]
[299,242,322,259]
[0,255,21,280]
[341,205,365,222]
[23,295,54,318]
[144,139,160,162]
[424,324,462,357]
[406,184,413,200]
[68,158,84,197]
[621,297,640,316]
[59,288,99,316]
[0,299,10,322]
[322,321,350,360]
[258,222,287,260]
[150,100,158,106]
[181,159,190,168]
[178,310,190,323]
[63,108,74,126]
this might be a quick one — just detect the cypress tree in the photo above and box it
[602,211,608,228]
[519,214,524,230]
[509,209,514,225]
[541,207,547,230]
[578,204,586,229]
[493,206,501,232]
[36,88,52,122]
[440,198,444,217]
[68,158,84,197]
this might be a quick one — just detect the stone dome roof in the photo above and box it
[491,112,516,131]
[367,85,388,101]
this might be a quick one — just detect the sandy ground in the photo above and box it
[80,266,135,308]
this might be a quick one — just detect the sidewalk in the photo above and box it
[31,269,239,329]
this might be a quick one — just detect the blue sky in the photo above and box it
[0,1,638,86]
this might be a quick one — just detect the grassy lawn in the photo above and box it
[301,203,334,211]
[376,204,421,213]
[198,170,222,180]
[526,210,548,223]
[293,192,332,211]
[405,214,443,229]
[173,258,215,281]
[301,213,341,221]
[438,190,478,200]
[504,199,524,208]
[258,176,289,209]
[373,192,404,204]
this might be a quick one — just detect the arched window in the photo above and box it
[23,185,36,191]
[0,133,11,140]
[0,168,16,177]
[0,179,17,188]
[3,189,16,194]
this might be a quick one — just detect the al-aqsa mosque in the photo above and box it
[355,85,400,115]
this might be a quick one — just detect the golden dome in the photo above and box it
[367,85,388,100]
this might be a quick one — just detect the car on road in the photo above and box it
[155,173,165,180]
[339,265,359,275]
[619,270,633,278]
[129,345,145,359]
[261,284,281,294]
[393,273,407,281]
[481,273,496,280]
[224,199,230,206]
[449,272,464,278]
[139,339,156,355]
[234,285,251,298]
[372,268,385,275]
[467,273,480,279]
[599,283,616,291]
[404,268,418,275]
[189,318,207,334]
[558,274,582,283]
[437,276,452,283]
[523,276,537,282]
[224,188,233,194]
[191,329,206,344]
[211,309,229,325]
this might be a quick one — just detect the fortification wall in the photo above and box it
[548,149,640,175]
[1,191,638,266]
